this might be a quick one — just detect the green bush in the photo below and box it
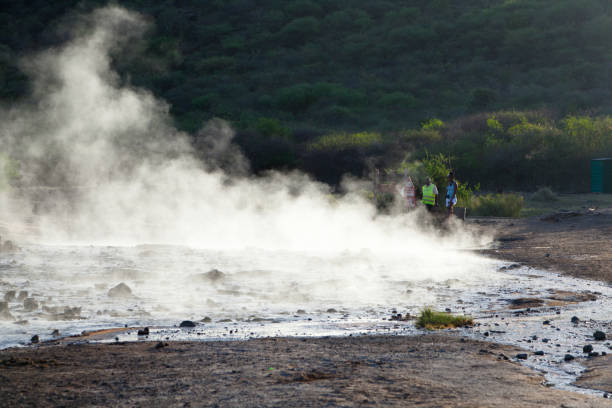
[531,187,558,202]
[469,193,524,217]
[278,17,321,45]
[255,117,292,139]
[308,131,382,151]
[416,308,473,330]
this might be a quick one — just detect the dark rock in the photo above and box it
[155,341,168,349]
[542,338,549,343]
[509,298,544,309]
[0,301,14,320]
[534,351,544,356]
[515,353,528,360]
[2,240,18,252]
[589,352,599,357]
[193,269,225,283]
[30,334,39,344]
[108,283,132,298]
[542,320,550,325]
[564,354,574,361]
[326,308,338,313]
[583,344,594,353]
[23,298,38,312]
[17,291,28,301]
[532,335,538,340]
[137,327,149,336]
[201,316,212,323]
[594,331,606,341]
[296,309,306,314]
[571,316,580,324]
[4,291,15,302]
[51,329,60,336]
[179,320,196,328]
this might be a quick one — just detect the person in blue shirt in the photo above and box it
[445,172,458,217]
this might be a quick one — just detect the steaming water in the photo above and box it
[1,243,611,395]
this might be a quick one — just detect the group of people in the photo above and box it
[421,172,458,217]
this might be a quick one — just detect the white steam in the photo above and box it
[0,4,494,298]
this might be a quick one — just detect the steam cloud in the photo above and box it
[0,5,494,289]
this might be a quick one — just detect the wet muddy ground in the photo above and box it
[0,208,611,406]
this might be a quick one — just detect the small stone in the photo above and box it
[484,332,489,337]
[534,351,544,356]
[326,308,337,313]
[564,354,574,361]
[296,309,306,314]
[583,344,594,353]
[155,341,168,349]
[179,320,196,328]
[31,334,39,344]
[108,283,132,298]
[137,327,149,336]
[516,353,528,360]
[542,338,550,343]
[594,331,606,341]
[23,298,38,312]
[571,316,580,324]
[4,291,15,302]
[589,352,599,357]
[51,329,60,336]
[201,316,212,323]
[542,320,550,325]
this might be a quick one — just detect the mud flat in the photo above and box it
[0,334,609,408]
[476,207,612,399]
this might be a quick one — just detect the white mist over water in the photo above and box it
[0,6,501,345]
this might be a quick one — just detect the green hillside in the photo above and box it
[2,1,612,191]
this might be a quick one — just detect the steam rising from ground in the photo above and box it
[0,5,494,300]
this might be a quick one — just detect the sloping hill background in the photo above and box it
[2,0,612,190]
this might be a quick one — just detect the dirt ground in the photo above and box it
[477,208,612,283]
[0,334,609,408]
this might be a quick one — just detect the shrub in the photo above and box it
[255,117,292,139]
[416,308,473,330]
[308,131,382,151]
[469,193,524,217]
[531,187,558,202]
[278,17,321,45]
[275,83,318,113]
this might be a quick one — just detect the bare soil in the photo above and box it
[477,208,612,283]
[0,334,609,408]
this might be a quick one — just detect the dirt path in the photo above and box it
[1,334,609,408]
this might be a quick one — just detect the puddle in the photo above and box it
[0,244,610,396]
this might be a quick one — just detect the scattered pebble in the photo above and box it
[179,320,196,328]
[108,283,132,298]
[564,354,574,362]
[594,331,606,341]
[583,345,593,354]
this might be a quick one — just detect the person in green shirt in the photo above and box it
[421,177,438,211]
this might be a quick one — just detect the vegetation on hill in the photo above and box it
[2,1,612,193]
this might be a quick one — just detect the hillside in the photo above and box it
[2,1,612,191]
[3,0,612,132]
